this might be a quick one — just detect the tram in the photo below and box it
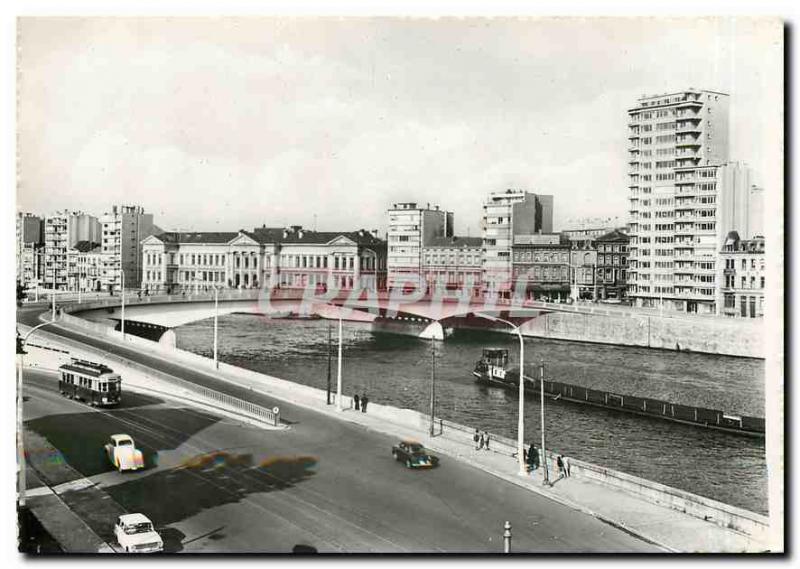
[58,358,122,407]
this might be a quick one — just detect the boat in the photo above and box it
[471,348,765,437]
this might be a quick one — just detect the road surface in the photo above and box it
[20,307,657,552]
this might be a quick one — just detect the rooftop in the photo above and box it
[425,236,482,248]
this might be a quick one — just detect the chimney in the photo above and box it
[370,229,379,238]
[282,229,288,239]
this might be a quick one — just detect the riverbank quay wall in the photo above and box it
[508,310,764,359]
[44,311,771,547]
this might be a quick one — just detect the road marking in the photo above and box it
[26,486,54,498]
[52,477,94,494]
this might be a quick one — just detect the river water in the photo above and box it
[175,314,767,514]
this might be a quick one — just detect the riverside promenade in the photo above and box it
[21,311,773,553]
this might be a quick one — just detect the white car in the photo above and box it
[114,513,164,553]
[105,434,145,472]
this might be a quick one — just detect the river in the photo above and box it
[175,314,767,514]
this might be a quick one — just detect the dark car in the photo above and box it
[391,441,440,469]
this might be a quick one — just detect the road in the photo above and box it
[19,306,657,553]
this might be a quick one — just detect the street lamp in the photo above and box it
[475,312,527,476]
[336,316,343,410]
[213,286,219,369]
[120,269,125,339]
[17,318,56,507]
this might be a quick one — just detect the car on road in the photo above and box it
[391,441,439,469]
[105,434,145,472]
[114,513,163,553]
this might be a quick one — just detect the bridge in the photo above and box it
[56,286,726,345]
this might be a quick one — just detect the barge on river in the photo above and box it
[472,348,764,437]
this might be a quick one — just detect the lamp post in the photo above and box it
[539,358,549,486]
[476,312,527,476]
[120,269,125,339]
[17,318,56,507]
[336,316,343,411]
[429,339,436,437]
[213,286,219,369]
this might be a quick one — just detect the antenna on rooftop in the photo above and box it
[314,213,317,232]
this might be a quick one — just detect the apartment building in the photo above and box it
[43,211,100,290]
[421,236,482,296]
[16,213,43,288]
[387,202,452,289]
[719,231,765,318]
[627,89,733,314]
[100,205,157,291]
[67,241,105,292]
[481,190,553,296]
[594,229,630,300]
[511,233,571,301]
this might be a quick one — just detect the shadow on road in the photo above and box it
[105,455,318,530]
[25,407,222,477]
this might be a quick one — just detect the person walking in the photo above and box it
[478,431,485,451]
[563,456,571,478]
[556,455,565,480]
[361,394,368,413]
[483,431,490,451]
[473,429,481,450]
[528,444,539,473]
[353,393,360,411]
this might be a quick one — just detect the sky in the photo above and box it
[16,17,782,235]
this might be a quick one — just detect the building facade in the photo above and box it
[421,236,482,296]
[141,226,387,294]
[16,212,43,288]
[719,232,765,318]
[481,190,554,296]
[593,229,630,300]
[43,211,101,290]
[627,89,733,314]
[67,241,105,292]
[569,244,598,300]
[387,203,452,289]
[511,233,571,301]
[100,205,157,292]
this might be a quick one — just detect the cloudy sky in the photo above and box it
[16,17,782,234]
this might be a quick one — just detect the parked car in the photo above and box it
[105,434,145,472]
[114,513,163,553]
[391,441,439,469]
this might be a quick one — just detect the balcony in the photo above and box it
[676,138,701,148]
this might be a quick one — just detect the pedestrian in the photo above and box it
[528,444,538,473]
[484,431,490,451]
[361,394,368,413]
[556,455,565,479]
[478,431,485,450]
[473,429,480,450]
[564,456,571,478]
[353,393,360,411]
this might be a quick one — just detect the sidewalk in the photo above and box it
[40,319,770,553]
[22,428,115,553]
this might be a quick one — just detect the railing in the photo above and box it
[48,314,281,427]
